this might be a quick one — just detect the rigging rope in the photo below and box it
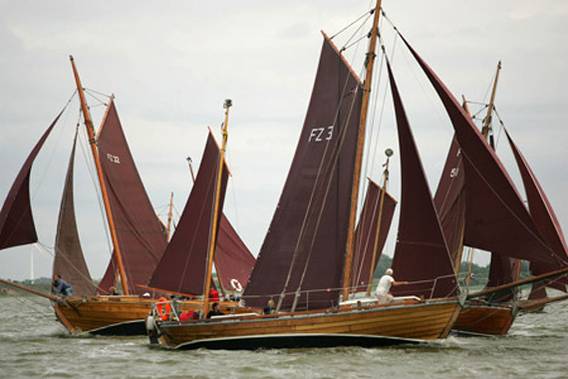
[277,40,366,310]
[330,8,374,40]
[36,242,100,292]
[367,32,398,180]
[76,120,115,269]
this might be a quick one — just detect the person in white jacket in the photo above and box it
[375,268,406,304]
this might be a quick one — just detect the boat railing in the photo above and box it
[238,274,460,309]
[149,274,461,320]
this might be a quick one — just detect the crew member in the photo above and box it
[375,268,406,304]
[52,274,73,297]
[209,287,220,302]
[207,302,224,319]
[263,297,275,314]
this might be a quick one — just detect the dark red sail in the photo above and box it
[148,132,228,295]
[351,180,397,292]
[399,35,564,266]
[53,129,95,296]
[214,215,256,292]
[0,112,62,250]
[97,100,168,294]
[243,35,363,310]
[485,253,517,302]
[386,61,458,299]
[433,136,466,268]
[97,251,116,294]
[505,130,568,257]
[505,129,568,291]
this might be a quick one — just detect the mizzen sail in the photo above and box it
[53,128,94,296]
[244,35,363,311]
[0,112,62,250]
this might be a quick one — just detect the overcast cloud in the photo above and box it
[0,1,567,280]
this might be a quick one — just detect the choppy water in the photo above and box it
[0,296,567,378]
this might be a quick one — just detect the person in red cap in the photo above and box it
[209,288,220,302]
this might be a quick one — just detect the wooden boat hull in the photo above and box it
[54,296,236,335]
[154,299,461,350]
[452,303,515,336]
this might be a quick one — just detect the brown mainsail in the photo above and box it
[243,35,363,311]
[184,156,255,293]
[96,100,168,294]
[148,132,228,295]
[433,136,466,268]
[385,61,458,299]
[399,35,563,266]
[53,128,95,296]
[351,180,396,292]
[214,216,255,292]
[0,112,62,250]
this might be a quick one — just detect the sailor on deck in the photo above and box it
[375,268,405,304]
[52,274,73,297]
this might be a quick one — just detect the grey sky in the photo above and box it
[0,1,567,280]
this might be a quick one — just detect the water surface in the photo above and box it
[0,297,566,378]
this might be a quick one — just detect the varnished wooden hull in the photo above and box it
[155,299,461,350]
[453,303,515,336]
[54,296,233,335]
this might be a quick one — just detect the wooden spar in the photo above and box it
[342,0,383,301]
[0,278,61,302]
[365,150,392,296]
[467,264,568,299]
[69,56,130,295]
[201,99,232,316]
[481,61,502,142]
[165,192,174,241]
[518,293,568,311]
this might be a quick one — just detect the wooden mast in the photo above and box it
[186,156,196,181]
[365,148,392,296]
[69,56,130,295]
[481,62,522,292]
[463,63,503,292]
[201,99,232,316]
[481,61,501,142]
[165,192,174,241]
[342,0,383,300]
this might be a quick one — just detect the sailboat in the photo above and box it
[149,1,463,350]
[432,61,568,335]
[0,57,254,335]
